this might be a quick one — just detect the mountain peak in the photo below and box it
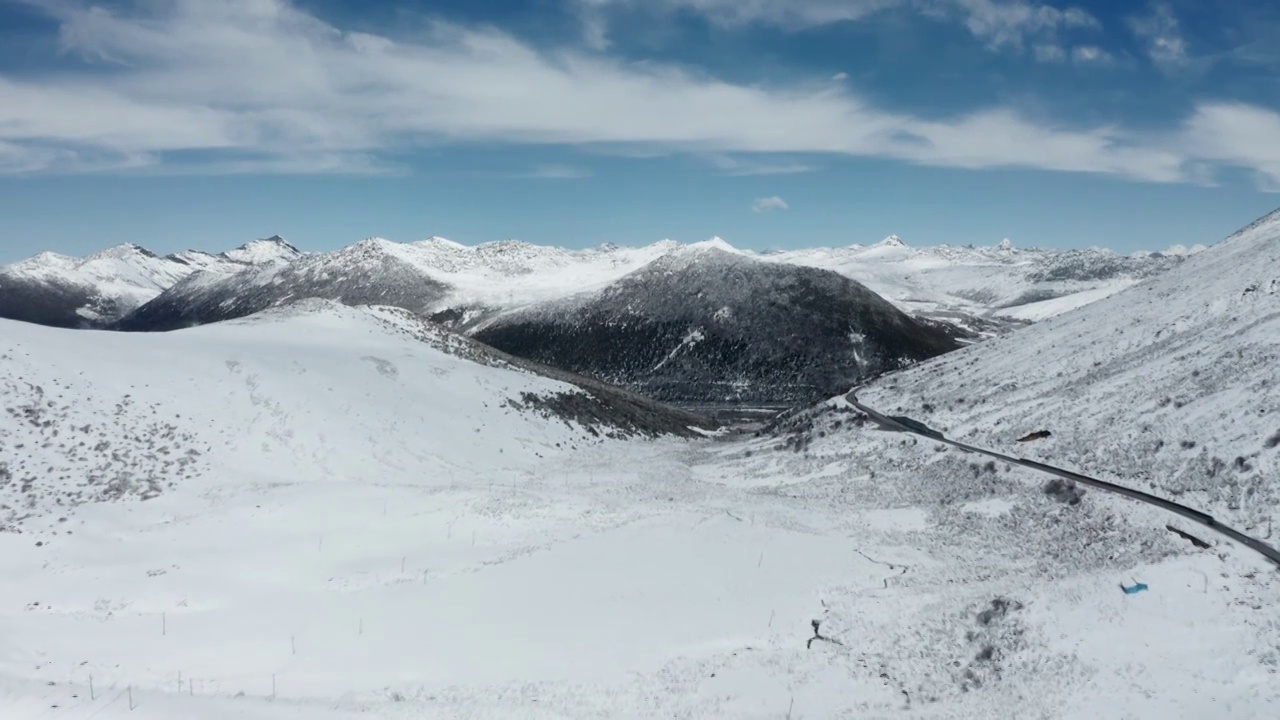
[87,243,158,262]
[877,235,906,248]
[419,236,465,249]
[685,236,738,254]
[344,237,399,255]
[223,236,303,265]
[479,239,538,254]
[8,250,74,269]
[645,239,682,254]
[997,238,1015,251]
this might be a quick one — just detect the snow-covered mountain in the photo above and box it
[471,242,960,403]
[361,233,1186,330]
[395,234,1188,329]
[0,236,300,327]
[769,235,1188,325]
[116,235,682,330]
[117,239,451,332]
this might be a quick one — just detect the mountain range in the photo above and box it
[0,237,300,328]
[2,233,1190,404]
[2,233,1190,331]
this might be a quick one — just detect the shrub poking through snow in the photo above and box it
[1043,478,1084,505]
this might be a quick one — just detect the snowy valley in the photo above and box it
[0,212,1277,719]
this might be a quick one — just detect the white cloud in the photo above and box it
[1071,45,1112,64]
[752,196,790,212]
[947,0,1098,51]
[832,72,849,81]
[576,0,895,31]
[889,109,1182,181]
[513,164,595,179]
[1180,103,1280,191]
[577,3,613,51]
[706,154,817,176]
[1128,3,1187,68]
[1033,44,1066,63]
[0,0,1275,190]
[580,0,1099,53]
[182,153,404,176]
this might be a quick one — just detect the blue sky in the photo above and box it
[1,0,1278,262]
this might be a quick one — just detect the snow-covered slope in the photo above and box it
[696,208,1280,717]
[472,245,960,404]
[852,207,1280,535]
[0,237,300,327]
[0,300,751,717]
[0,300,705,533]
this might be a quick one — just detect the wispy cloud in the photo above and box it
[579,0,1100,54]
[1182,103,1280,191]
[0,0,1276,189]
[752,196,790,213]
[507,164,595,179]
[947,0,1098,51]
[706,154,817,176]
[1033,44,1066,63]
[1128,3,1188,68]
[575,0,895,31]
[1033,42,1112,66]
[1071,45,1113,65]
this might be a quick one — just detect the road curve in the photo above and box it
[845,389,1280,568]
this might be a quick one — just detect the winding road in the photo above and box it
[845,389,1280,568]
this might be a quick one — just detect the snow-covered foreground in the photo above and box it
[3,300,1278,718]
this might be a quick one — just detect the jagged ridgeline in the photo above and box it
[0,237,301,329]
[117,240,451,332]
